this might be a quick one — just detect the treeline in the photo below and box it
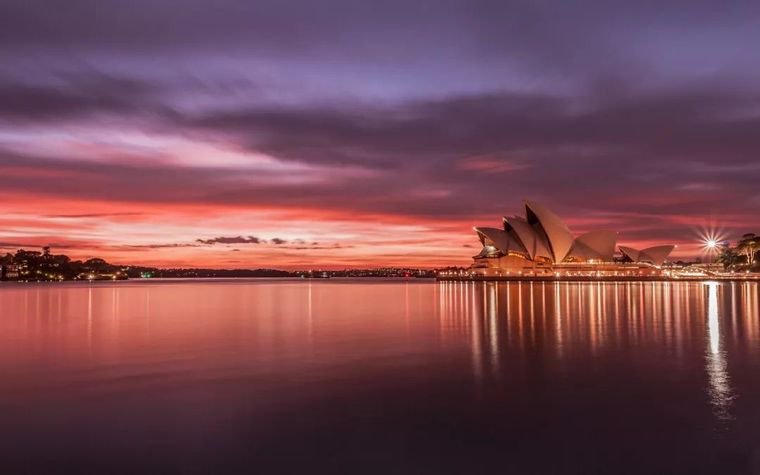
[0,248,299,281]
[0,249,126,281]
[133,268,296,278]
[717,233,760,271]
[0,248,437,281]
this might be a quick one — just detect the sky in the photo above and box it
[1,0,759,269]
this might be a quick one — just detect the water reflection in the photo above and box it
[440,281,758,424]
[1,280,760,472]
[705,282,734,421]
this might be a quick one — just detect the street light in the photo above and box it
[705,239,718,265]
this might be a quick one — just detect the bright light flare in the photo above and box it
[697,227,726,254]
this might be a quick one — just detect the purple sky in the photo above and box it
[1,0,759,267]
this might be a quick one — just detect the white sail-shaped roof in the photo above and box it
[503,216,552,261]
[619,245,674,266]
[474,227,528,255]
[640,245,675,266]
[471,200,675,268]
[619,246,640,262]
[570,230,617,261]
[474,227,509,253]
[524,201,574,263]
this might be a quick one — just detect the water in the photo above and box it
[1,279,759,474]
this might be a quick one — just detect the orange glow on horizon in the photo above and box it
[0,191,740,269]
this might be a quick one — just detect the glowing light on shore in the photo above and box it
[697,227,726,253]
[700,234,724,251]
[697,228,726,265]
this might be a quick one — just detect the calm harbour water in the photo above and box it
[1,279,759,474]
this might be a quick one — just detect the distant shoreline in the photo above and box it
[438,275,760,283]
[0,276,439,284]
[0,248,440,281]
[2,275,758,285]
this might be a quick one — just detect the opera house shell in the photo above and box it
[471,201,675,276]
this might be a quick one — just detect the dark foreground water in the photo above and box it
[1,279,759,474]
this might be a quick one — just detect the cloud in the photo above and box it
[196,236,264,245]
[119,243,200,249]
[0,238,102,251]
[46,212,146,219]
[0,241,33,248]
[2,82,760,232]
[0,73,160,122]
[281,243,352,250]
[192,236,311,247]
[458,155,532,173]
[3,1,760,90]
[2,0,760,262]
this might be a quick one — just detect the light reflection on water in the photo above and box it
[438,280,757,422]
[1,279,759,473]
[705,282,734,422]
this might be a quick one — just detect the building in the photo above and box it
[1,264,20,281]
[469,201,675,277]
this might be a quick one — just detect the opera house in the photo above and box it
[469,201,675,277]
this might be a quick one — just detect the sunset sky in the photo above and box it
[2,0,759,268]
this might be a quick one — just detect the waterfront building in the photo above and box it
[470,201,675,277]
[1,264,20,281]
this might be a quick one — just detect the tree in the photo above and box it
[716,246,745,270]
[737,233,760,266]
[0,253,13,265]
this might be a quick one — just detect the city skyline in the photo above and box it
[2,1,760,268]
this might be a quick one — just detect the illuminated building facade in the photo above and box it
[1,264,20,281]
[470,201,675,277]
